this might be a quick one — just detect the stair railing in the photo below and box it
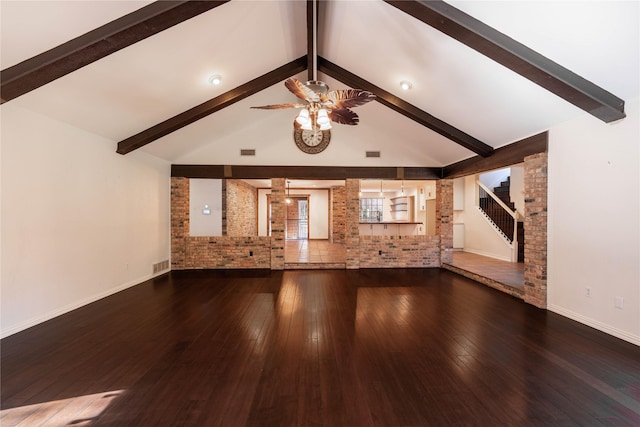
[477,180,519,262]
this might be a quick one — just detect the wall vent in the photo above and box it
[240,149,256,156]
[152,259,170,274]
[366,151,381,158]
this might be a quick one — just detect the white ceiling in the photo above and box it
[2,1,638,169]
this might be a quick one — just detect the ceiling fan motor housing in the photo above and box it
[304,80,329,94]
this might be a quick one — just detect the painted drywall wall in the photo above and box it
[509,165,525,218]
[548,97,639,345]
[304,189,329,239]
[1,104,171,338]
[453,177,465,211]
[189,179,222,236]
[461,175,513,261]
[257,188,271,236]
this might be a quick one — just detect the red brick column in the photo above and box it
[270,178,285,270]
[345,179,361,269]
[171,177,189,269]
[331,186,346,243]
[226,179,258,236]
[524,153,548,308]
[436,179,453,265]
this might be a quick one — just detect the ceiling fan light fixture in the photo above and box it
[296,108,310,125]
[400,80,412,91]
[208,74,222,86]
[317,108,330,125]
[250,0,376,143]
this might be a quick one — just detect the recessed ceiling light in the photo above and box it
[208,74,222,86]
[400,80,412,91]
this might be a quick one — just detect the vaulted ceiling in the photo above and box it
[2,1,638,172]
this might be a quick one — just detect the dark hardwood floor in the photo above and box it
[2,269,639,426]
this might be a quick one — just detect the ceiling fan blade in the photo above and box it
[250,103,306,110]
[285,78,320,103]
[329,108,359,125]
[326,89,376,110]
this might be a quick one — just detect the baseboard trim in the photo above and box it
[462,248,511,262]
[1,271,167,339]
[548,304,640,346]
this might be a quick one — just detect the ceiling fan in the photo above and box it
[251,78,376,129]
[250,0,376,153]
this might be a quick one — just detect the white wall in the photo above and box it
[461,175,513,261]
[1,105,171,338]
[509,165,525,218]
[548,98,639,345]
[305,189,329,239]
[189,179,222,236]
[453,177,465,211]
[257,188,271,236]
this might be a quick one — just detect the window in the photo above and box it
[360,198,383,222]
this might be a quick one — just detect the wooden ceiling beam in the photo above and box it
[117,56,307,154]
[171,165,441,180]
[443,132,548,179]
[318,57,494,158]
[384,0,625,123]
[1,1,229,104]
[306,0,316,82]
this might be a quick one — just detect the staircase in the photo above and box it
[479,177,525,262]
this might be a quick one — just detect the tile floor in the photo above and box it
[285,239,346,264]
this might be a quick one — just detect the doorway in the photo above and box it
[286,197,309,240]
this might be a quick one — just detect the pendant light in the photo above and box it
[286,180,292,204]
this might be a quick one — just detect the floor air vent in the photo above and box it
[240,149,256,156]
[366,151,381,158]
[152,260,170,274]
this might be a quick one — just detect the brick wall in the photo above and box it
[524,153,548,308]
[270,178,285,270]
[171,177,270,269]
[226,179,258,237]
[359,235,441,268]
[171,177,189,269]
[285,198,300,239]
[437,179,453,265]
[345,179,361,269]
[172,177,453,271]
[331,186,346,243]
[183,236,270,268]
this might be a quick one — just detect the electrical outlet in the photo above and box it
[585,287,591,297]
[615,297,624,309]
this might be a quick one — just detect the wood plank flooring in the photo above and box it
[2,269,639,426]
[447,251,525,290]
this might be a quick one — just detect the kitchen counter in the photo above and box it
[359,222,423,235]
[359,221,423,225]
